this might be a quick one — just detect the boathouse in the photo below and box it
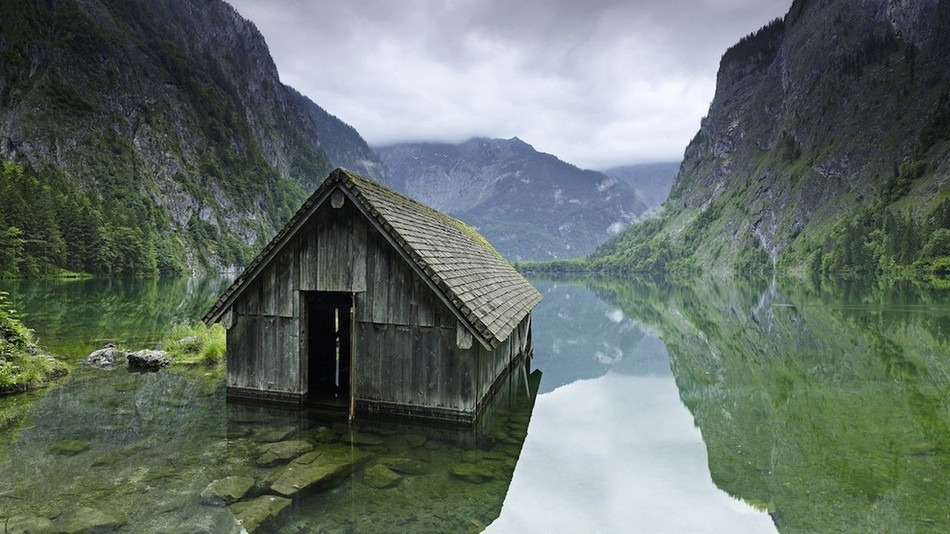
[203,168,541,424]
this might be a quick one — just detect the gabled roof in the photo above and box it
[203,168,541,348]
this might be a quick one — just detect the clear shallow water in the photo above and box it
[1,276,948,532]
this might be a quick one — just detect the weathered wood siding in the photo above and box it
[473,315,531,410]
[353,226,476,413]
[227,257,300,397]
[227,189,368,399]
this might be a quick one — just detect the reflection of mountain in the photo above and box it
[528,279,670,393]
[590,277,950,533]
[0,277,232,361]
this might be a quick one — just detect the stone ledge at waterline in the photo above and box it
[82,344,171,371]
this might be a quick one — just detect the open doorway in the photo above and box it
[303,291,352,408]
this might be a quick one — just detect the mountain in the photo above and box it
[602,162,679,210]
[378,137,648,261]
[289,87,390,186]
[0,0,376,276]
[590,276,950,532]
[589,0,950,276]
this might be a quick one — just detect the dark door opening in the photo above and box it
[304,291,352,408]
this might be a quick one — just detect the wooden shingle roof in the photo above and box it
[203,168,541,348]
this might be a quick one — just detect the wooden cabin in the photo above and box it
[203,168,541,424]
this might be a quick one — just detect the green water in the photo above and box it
[1,276,948,532]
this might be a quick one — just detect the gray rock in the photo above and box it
[450,463,497,483]
[126,350,170,371]
[379,456,428,475]
[362,464,401,489]
[82,346,125,369]
[228,495,291,534]
[200,476,256,505]
[5,515,56,534]
[269,445,371,497]
[51,439,91,456]
[54,507,124,533]
[255,440,313,467]
[256,425,296,443]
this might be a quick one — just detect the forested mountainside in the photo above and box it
[0,0,374,277]
[378,137,648,261]
[603,162,679,210]
[590,0,950,277]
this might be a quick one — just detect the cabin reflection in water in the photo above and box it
[218,365,542,533]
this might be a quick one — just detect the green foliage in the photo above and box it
[773,132,802,163]
[721,17,785,72]
[815,194,950,278]
[0,292,59,391]
[917,89,950,158]
[0,160,164,277]
[162,322,226,366]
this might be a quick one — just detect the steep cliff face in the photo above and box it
[379,137,648,261]
[0,0,373,276]
[291,88,390,185]
[592,0,950,275]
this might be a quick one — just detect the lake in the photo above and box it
[1,275,948,533]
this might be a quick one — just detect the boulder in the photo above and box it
[82,344,124,369]
[54,507,124,533]
[379,456,429,475]
[269,445,371,497]
[255,440,313,467]
[450,463,497,483]
[362,464,401,489]
[228,495,290,534]
[51,439,91,455]
[5,515,56,533]
[126,350,170,371]
[200,476,256,505]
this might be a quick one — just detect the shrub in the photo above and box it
[163,322,226,366]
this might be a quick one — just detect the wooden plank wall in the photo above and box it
[473,316,531,406]
[353,226,475,412]
[299,201,367,293]
[227,263,300,395]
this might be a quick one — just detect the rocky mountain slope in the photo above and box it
[590,0,950,276]
[0,0,376,276]
[603,162,679,210]
[379,137,648,260]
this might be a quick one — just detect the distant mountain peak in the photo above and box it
[378,138,648,261]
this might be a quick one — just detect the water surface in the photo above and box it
[1,276,947,532]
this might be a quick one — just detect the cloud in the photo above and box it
[229,0,789,168]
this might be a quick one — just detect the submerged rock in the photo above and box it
[256,440,313,467]
[340,431,384,446]
[82,345,125,369]
[5,515,56,533]
[200,476,256,505]
[450,463,497,483]
[126,350,170,371]
[256,426,296,443]
[54,507,124,533]
[51,439,91,455]
[229,495,291,533]
[269,445,371,497]
[378,456,429,475]
[362,463,401,489]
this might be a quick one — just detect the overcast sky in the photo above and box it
[228,0,789,169]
